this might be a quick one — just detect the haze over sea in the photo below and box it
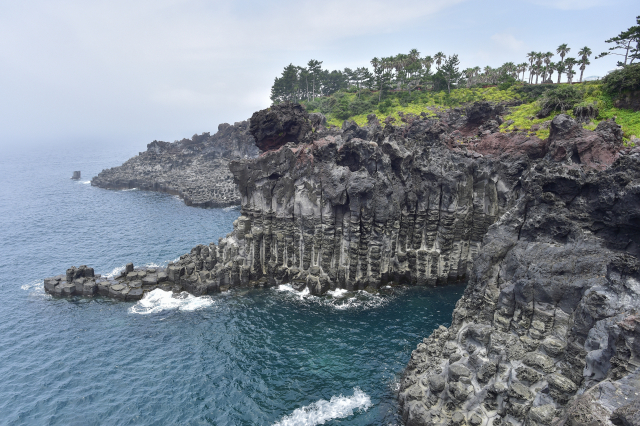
[0,144,463,425]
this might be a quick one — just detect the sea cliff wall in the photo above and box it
[91,120,259,207]
[45,102,640,425]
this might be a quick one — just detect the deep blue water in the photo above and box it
[0,144,464,425]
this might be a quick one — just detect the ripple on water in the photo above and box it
[1,146,465,425]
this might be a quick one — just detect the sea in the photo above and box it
[0,143,465,425]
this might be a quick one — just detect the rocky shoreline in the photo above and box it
[47,102,640,425]
[91,120,258,207]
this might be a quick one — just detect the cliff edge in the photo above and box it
[91,120,259,207]
[47,102,640,425]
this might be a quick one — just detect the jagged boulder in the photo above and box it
[547,114,623,169]
[250,103,312,152]
[465,101,506,124]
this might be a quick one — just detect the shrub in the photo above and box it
[602,64,640,95]
[513,83,556,102]
[537,85,583,118]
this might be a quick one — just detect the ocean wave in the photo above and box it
[121,188,138,192]
[273,285,390,310]
[21,279,46,296]
[273,387,372,426]
[104,265,125,279]
[275,284,310,298]
[79,180,91,184]
[129,289,214,315]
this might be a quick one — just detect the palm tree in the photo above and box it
[557,44,570,64]
[547,62,556,83]
[556,61,566,84]
[564,58,577,83]
[434,52,445,69]
[517,63,528,81]
[534,52,544,84]
[577,46,592,83]
[526,51,537,83]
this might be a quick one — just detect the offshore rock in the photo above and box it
[91,120,258,207]
[45,101,639,425]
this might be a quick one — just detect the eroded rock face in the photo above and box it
[250,103,312,152]
[398,154,640,426]
[45,101,640,425]
[91,121,258,207]
[547,114,623,169]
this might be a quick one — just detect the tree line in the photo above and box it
[270,15,640,104]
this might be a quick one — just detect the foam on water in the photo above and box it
[273,285,390,310]
[327,288,349,298]
[275,283,310,298]
[129,289,214,314]
[79,180,91,185]
[272,387,372,426]
[104,265,125,279]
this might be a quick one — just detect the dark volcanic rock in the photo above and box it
[547,114,623,169]
[250,103,312,152]
[91,120,258,207]
[46,101,640,426]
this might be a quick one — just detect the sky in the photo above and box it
[0,0,637,151]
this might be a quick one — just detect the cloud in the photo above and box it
[491,33,525,52]
[527,0,607,10]
[0,0,468,145]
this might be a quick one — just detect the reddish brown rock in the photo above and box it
[547,114,623,170]
[474,132,547,159]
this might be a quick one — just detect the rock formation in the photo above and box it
[46,102,640,425]
[71,171,81,180]
[91,120,259,207]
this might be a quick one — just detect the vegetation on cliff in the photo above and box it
[270,17,639,143]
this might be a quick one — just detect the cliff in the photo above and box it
[91,120,259,207]
[46,102,640,425]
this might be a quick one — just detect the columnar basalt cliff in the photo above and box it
[46,102,640,425]
[91,120,259,207]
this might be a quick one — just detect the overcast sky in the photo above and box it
[0,0,637,150]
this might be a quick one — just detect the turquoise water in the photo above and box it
[0,144,464,425]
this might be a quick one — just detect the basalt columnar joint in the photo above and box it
[91,120,259,207]
[46,102,640,425]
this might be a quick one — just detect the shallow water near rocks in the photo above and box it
[0,144,464,425]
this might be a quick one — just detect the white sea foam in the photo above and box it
[79,180,91,184]
[104,265,125,279]
[273,387,372,426]
[121,188,138,192]
[223,205,240,211]
[129,289,214,314]
[21,279,43,291]
[326,288,349,298]
[275,284,310,298]
[21,279,46,296]
[273,285,389,310]
[331,291,388,311]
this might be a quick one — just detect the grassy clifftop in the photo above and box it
[302,82,639,144]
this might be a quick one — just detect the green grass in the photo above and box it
[302,83,639,145]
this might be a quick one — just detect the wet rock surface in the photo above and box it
[91,121,259,207]
[46,101,640,425]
